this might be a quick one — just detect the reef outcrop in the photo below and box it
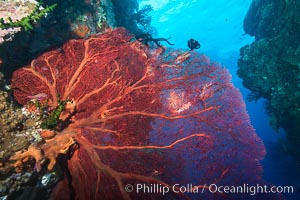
[0,0,39,43]
[0,71,59,198]
[238,0,300,158]
[0,0,150,79]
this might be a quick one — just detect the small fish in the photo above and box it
[151,169,162,176]
[187,38,200,50]
[41,66,49,71]
[27,93,47,101]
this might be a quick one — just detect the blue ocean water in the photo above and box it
[138,0,300,199]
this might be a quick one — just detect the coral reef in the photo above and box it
[0,0,56,43]
[0,72,65,199]
[11,132,76,171]
[0,72,28,162]
[0,0,148,80]
[0,2,56,31]
[0,0,38,23]
[9,28,280,199]
[238,0,300,158]
[0,0,38,43]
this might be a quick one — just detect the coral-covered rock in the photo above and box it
[238,0,300,159]
[0,0,38,44]
[11,28,280,199]
[0,0,146,80]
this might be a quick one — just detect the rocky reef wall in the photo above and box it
[238,0,300,158]
[0,0,143,79]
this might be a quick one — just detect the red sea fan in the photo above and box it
[11,28,282,199]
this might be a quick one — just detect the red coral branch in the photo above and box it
[79,133,209,150]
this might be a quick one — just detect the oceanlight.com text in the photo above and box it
[208,183,294,195]
[124,183,294,196]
